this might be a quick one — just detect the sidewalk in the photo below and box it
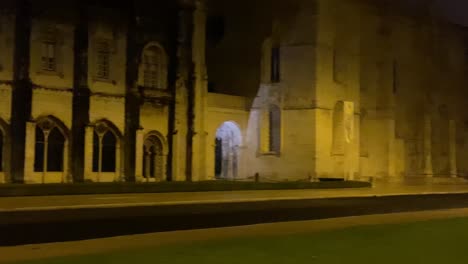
[2,181,468,212]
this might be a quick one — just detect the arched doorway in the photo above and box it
[143,134,165,181]
[215,121,242,179]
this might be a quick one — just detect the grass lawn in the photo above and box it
[13,217,468,264]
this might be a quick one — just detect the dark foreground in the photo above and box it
[3,193,468,246]
[12,217,468,264]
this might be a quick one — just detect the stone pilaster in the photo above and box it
[135,129,144,182]
[190,0,208,181]
[423,115,433,176]
[387,119,396,178]
[23,121,35,183]
[449,119,457,177]
[170,2,192,181]
[83,125,94,182]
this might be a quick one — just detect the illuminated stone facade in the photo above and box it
[0,0,467,184]
[207,0,468,182]
[0,0,209,183]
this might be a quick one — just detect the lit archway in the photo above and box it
[215,121,242,179]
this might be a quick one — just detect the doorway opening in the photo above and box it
[215,121,242,179]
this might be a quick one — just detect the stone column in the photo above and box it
[449,120,457,177]
[116,140,122,182]
[63,140,70,183]
[135,129,144,182]
[171,2,191,182]
[84,126,94,182]
[343,102,355,180]
[23,122,36,183]
[190,0,208,182]
[423,115,433,176]
[387,119,396,178]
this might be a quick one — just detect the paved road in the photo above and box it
[3,183,468,246]
[4,192,468,246]
[2,208,468,263]
[2,183,468,212]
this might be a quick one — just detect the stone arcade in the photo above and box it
[0,0,467,184]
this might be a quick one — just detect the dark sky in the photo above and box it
[434,0,468,26]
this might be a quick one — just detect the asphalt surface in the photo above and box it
[4,192,468,246]
[3,208,468,263]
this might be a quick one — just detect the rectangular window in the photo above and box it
[41,42,56,71]
[96,41,110,79]
[271,47,280,83]
[392,60,398,94]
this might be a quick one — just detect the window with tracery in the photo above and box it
[96,40,111,79]
[141,45,167,89]
[143,135,164,180]
[34,119,66,172]
[93,123,117,173]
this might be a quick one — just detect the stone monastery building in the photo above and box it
[0,0,468,184]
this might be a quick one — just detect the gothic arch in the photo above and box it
[142,131,168,181]
[92,119,122,139]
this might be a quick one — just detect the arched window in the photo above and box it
[140,44,167,89]
[268,105,281,153]
[93,122,118,173]
[143,135,164,180]
[0,129,3,172]
[34,118,66,172]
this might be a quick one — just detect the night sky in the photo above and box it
[434,0,468,26]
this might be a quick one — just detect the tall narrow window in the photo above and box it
[392,60,398,94]
[271,47,280,83]
[0,130,3,172]
[41,41,56,71]
[92,132,99,172]
[93,123,118,173]
[96,40,110,79]
[141,44,167,89]
[34,126,45,172]
[102,131,116,172]
[268,105,281,154]
[47,127,65,172]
